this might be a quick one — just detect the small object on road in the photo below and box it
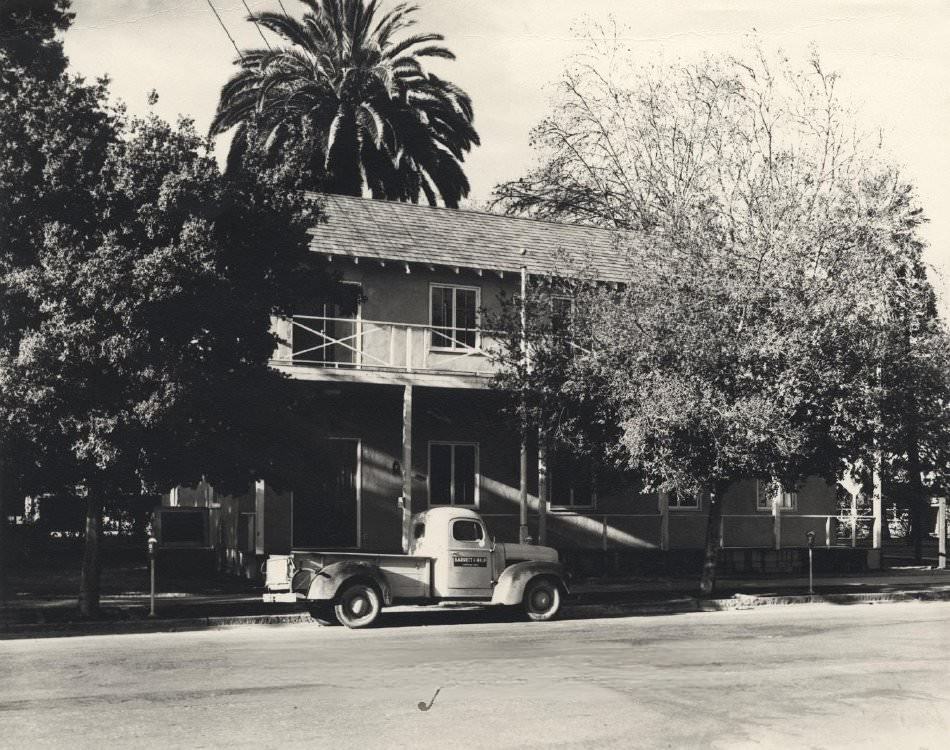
[417,688,441,711]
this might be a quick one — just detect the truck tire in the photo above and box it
[523,577,561,622]
[333,582,381,629]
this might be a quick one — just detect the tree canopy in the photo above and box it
[492,32,949,586]
[211,0,479,207]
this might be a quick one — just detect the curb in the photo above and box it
[4,588,950,639]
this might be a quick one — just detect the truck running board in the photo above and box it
[263,592,300,604]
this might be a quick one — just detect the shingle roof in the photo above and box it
[307,194,631,282]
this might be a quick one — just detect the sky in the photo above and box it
[63,0,950,307]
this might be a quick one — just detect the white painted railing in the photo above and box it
[272,315,503,377]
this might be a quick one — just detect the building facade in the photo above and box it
[162,195,880,577]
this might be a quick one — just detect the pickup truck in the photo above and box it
[262,505,567,628]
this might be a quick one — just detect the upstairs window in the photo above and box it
[431,284,479,349]
[429,442,478,507]
[668,490,700,510]
[756,481,798,511]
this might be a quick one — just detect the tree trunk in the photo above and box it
[905,395,926,564]
[78,488,103,618]
[0,444,7,623]
[699,482,727,596]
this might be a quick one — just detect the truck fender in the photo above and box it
[491,561,568,606]
[304,561,393,606]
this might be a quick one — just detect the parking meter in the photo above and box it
[805,531,815,595]
[147,537,158,617]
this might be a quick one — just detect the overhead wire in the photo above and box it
[202,0,244,61]
[242,0,273,50]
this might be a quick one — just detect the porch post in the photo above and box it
[519,439,529,544]
[872,454,883,550]
[937,496,947,570]
[402,384,412,509]
[772,494,781,551]
[659,490,670,551]
[537,435,548,546]
[850,491,858,548]
[518,260,530,544]
[271,315,292,361]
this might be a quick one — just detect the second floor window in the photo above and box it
[431,284,479,349]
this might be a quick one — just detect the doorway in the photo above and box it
[292,439,361,549]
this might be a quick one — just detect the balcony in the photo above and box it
[270,315,503,388]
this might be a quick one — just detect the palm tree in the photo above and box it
[211,0,479,207]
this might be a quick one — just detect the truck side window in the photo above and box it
[413,523,426,540]
[452,520,483,542]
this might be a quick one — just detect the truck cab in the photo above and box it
[263,506,566,628]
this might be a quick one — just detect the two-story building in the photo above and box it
[162,194,882,578]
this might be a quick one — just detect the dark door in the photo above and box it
[293,439,360,548]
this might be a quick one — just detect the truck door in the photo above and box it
[444,517,493,598]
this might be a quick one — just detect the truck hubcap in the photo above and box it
[350,595,368,616]
[532,589,552,611]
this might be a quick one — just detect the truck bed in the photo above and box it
[289,549,434,600]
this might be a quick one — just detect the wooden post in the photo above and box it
[937,496,947,570]
[405,327,413,372]
[825,515,832,548]
[518,259,530,545]
[772,494,781,551]
[851,491,858,548]
[601,516,608,551]
[402,385,412,511]
[537,436,548,546]
[872,454,883,549]
[659,490,670,551]
[519,438,529,544]
[389,326,396,367]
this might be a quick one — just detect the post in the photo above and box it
[772,493,781,551]
[806,531,815,595]
[147,536,157,618]
[872,451,883,550]
[850,491,858,548]
[518,258,530,545]
[405,326,413,372]
[519,439,529,544]
[537,436,548,545]
[601,516,608,551]
[938,496,947,570]
[825,515,832,548]
[659,490,670,551]
[389,326,396,367]
[402,385,412,511]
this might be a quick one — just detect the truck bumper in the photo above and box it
[263,592,300,604]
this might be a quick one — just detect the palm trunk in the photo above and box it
[78,486,103,618]
[699,482,727,595]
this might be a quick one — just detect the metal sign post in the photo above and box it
[806,531,816,595]
[147,536,158,617]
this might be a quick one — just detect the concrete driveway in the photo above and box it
[2,601,948,749]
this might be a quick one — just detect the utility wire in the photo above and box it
[243,0,273,50]
[277,0,291,16]
[203,0,244,61]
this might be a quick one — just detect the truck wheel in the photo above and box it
[334,582,381,629]
[523,577,561,622]
[308,603,339,626]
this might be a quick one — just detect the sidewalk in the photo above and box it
[4,567,950,638]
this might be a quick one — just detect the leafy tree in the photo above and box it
[0,0,73,80]
[492,33,946,589]
[211,0,479,207]
[1,1,335,613]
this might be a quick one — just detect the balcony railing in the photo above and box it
[272,315,503,378]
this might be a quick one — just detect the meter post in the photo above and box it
[805,531,816,595]
[147,536,158,617]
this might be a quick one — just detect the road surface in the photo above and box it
[2,601,949,749]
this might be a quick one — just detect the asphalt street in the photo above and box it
[2,601,949,749]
